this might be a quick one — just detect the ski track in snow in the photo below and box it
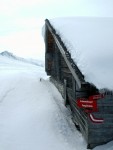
[0,88,15,103]
[0,56,113,150]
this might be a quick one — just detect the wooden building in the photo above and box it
[44,18,113,149]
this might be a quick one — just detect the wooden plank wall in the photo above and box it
[45,21,113,149]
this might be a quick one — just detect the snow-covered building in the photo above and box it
[44,17,113,149]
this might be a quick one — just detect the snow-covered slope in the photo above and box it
[0,56,86,150]
[0,53,113,149]
[0,51,44,67]
[50,17,113,90]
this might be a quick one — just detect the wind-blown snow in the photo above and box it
[50,17,113,90]
[0,54,113,149]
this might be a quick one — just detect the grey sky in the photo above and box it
[0,0,113,59]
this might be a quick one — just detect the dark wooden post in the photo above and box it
[72,76,76,99]
[64,79,67,106]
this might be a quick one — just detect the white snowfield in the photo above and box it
[50,17,113,90]
[0,55,113,150]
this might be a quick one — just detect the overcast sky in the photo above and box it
[0,0,113,59]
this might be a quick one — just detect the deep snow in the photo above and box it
[50,17,113,90]
[0,56,86,150]
[0,55,113,150]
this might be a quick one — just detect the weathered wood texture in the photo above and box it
[45,19,85,88]
[50,77,64,98]
[50,77,113,149]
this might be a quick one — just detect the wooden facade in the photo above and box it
[44,19,113,149]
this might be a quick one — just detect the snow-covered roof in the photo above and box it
[50,17,113,90]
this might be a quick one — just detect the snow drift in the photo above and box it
[50,17,113,90]
[0,53,87,150]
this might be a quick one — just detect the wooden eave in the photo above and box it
[45,19,88,89]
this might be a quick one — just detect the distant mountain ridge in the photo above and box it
[0,51,44,67]
[0,51,16,59]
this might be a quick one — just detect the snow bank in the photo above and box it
[50,17,113,90]
[0,56,86,150]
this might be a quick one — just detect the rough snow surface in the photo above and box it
[50,17,113,90]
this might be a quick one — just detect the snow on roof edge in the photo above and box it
[49,17,113,90]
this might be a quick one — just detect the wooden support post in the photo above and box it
[72,76,76,99]
[64,79,67,106]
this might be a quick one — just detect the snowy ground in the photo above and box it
[0,55,113,150]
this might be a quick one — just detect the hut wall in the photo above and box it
[45,21,113,149]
